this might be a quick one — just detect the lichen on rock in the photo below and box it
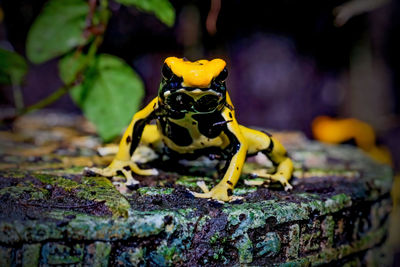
[0,113,394,266]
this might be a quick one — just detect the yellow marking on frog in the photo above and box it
[240,125,294,190]
[239,126,271,154]
[114,97,158,162]
[140,124,163,151]
[165,57,226,88]
[89,58,295,202]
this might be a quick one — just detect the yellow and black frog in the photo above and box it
[89,57,294,202]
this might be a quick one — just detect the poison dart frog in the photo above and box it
[89,57,294,202]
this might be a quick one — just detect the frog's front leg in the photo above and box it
[240,126,293,191]
[192,109,248,201]
[88,98,159,187]
[192,142,247,201]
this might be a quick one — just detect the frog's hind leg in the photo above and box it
[240,125,294,191]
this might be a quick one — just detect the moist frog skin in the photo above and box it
[89,57,294,202]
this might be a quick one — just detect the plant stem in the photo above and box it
[11,75,25,112]
[19,85,71,115]
[17,32,104,116]
[16,36,103,117]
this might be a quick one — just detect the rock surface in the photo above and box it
[0,112,393,266]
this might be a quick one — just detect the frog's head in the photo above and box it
[158,57,228,114]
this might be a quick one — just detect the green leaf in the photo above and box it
[26,0,89,64]
[0,48,28,85]
[68,54,145,141]
[58,52,87,84]
[115,0,175,27]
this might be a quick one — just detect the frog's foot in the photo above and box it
[86,160,158,188]
[244,169,271,186]
[190,181,243,202]
[86,165,140,188]
[245,169,293,191]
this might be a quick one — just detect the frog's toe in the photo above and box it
[272,175,293,191]
[190,190,212,199]
[121,168,140,187]
[283,182,293,192]
[190,190,235,202]
[196,181,210,193]
[190,190,225,202]
[187,181,211,198]
[129,163,158,176]
[247,171,292,191]
[189,181,233,202]
[84,166,116,177]
[191,191,226,205]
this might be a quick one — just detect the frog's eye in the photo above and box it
[166,93,194,111]
[214,68,228,83]
[162,64,174,80]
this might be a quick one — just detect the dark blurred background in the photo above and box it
[0,0,399,168]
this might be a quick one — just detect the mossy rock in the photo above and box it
[0,113,393,266]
